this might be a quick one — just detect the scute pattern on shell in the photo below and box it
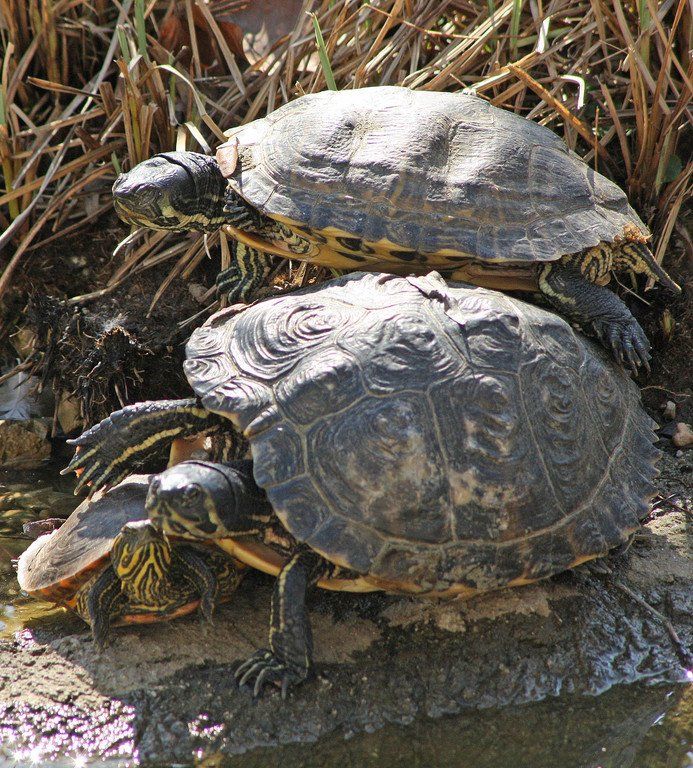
[185,271,659,592]
[220,87,649,262]
[17,475,152,595]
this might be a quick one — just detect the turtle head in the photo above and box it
[111,520,172,602]
[146,460,272,542]
[112,152,227,232]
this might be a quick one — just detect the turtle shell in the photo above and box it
[184,272,659,595]
[218,86,648,263]
[17,475,152,603]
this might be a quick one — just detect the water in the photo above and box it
[217,683,692,768]
[0,465,79,638]
[0,467,691,768]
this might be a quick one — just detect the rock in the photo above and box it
[188,282,210,304]
[56,394,82,435]
[0,453,690,765]
[672,422,693,448]
[662,400,676,420]
[10,327,36,359]
[0,419,51,468]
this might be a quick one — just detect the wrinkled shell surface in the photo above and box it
[220,86,648,261]
[185,272,659,593]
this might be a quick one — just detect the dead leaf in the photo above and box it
[215,0,305,65]
[159,3,244,71]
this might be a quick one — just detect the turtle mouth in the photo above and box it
[112,196,148,227]
[112,178,185,231]
[145,494,198,540]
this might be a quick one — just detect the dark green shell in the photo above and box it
[220,86,648,262]
[185,272,659,593]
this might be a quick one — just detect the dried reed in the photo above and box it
[0,0,689,313]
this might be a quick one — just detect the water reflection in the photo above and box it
[206,683,692,768]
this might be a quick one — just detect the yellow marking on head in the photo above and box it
[112,525,173,605]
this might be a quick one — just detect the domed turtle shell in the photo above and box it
[185,272,659,595]
[18,475,152,605]
[218,86,648,263]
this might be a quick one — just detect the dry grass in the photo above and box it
[0,0,690,342]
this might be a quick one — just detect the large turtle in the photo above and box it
[63,272,659,694]
[17,474,244,645]
[111,86,679,371]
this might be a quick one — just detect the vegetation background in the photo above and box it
[0,0,690,430]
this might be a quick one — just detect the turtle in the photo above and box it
[110,86,679,372]
[17,473,244,646]
[62,271,660,694]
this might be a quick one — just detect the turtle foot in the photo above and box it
[591,317,651,375]
[62,413,134,496]
[235,649,309,698]
[61,399,211,495]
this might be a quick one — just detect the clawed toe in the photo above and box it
[592,319,650,375]
[235,650,306,699]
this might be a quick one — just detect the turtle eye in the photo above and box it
[183,484,203,503]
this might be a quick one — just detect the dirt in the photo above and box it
[0,449,689,766]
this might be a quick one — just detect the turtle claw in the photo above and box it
[62,414,132,494]
[235,649,307,699]
[592,317,650,375]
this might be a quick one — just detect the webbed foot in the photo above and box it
[539,263,652,375]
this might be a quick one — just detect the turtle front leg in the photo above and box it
[538,263,650,373]
[177,546,224,621]
[83,565,126,648]
[62,399,224,496]
[216,242,274,304]
[236,549,330,698]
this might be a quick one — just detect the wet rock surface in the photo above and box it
[0,452,691,765]
[0,419,51,469]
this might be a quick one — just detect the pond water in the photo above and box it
[0,464,79,639]
[0,465,691,768]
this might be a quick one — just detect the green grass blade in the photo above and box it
[509,0,524,60]
[309,12,337,91]
[116,25,132,65]
[134,0,148,61]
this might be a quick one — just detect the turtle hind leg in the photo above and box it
[612,241,680,293]
[538,262,650,373]
[236,549,329,698]
[215,241,274,304]
[82,566,126,649]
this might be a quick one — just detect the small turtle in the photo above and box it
[17,474,244,646]
[111,86,679,371]
[63,272,659,693]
